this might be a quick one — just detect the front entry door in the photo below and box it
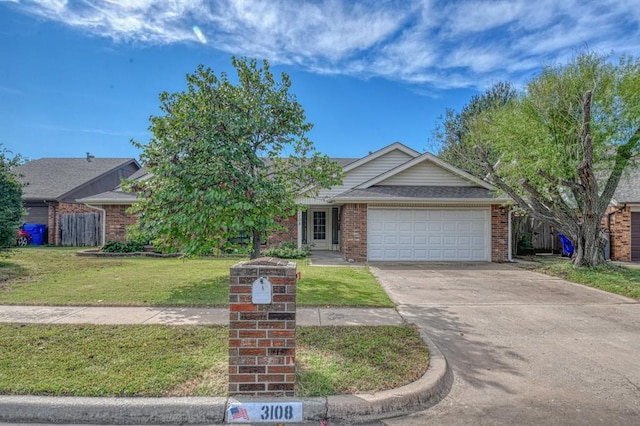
[311,210,330,250]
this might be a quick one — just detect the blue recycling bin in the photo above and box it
[558,233,574,257]
[23,223,47,245]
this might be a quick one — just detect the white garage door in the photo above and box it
[368,208,490,261]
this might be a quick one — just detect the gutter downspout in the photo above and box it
[84,204,106,246]
[508,207,514,262]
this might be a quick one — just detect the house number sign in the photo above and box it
[251,277,272,304]
[228,402,303,423]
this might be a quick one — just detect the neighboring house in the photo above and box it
[80,142,513,262]
[14,156,140,245]
[78,167,149,244]
[607,167,640,261]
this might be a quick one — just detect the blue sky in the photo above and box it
[2,0,640,161]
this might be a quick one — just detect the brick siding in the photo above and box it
[340,203,367,262]
[266,215,298,248]
[102,205,137,243]
[491,205,509,262]
[228,258,297,396]
[607,205,631,261]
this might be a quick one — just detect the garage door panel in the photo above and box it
[368,208,489,261]
[414,235,427,244]
[399,222,413,232]
[428,236,442,245]
[399,235,413,245]
[383,235,398,244]
[414,222,427,231]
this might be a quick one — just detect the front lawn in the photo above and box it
[0,247,392,307]
[0,323,428,397]
[518,256,640,300]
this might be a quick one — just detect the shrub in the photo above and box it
[262,242,309,259]
[101,240,146,253]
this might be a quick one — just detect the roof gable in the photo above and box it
[304,143,420,201]
[356,152,495,190]
[340,142,420,173]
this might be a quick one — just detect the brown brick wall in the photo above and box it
[491,205,509,262]
[102,205,136,243]
[340,203,367,262]
[608,205,631,261]
[229,258,297,397]
[266,215,298,248]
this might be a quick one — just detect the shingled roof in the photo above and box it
[334,185,500,202]
[14,157,140,201]
[614,167,640,203]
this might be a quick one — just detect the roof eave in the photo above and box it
[330,196,511,204]
[82,199,139,205]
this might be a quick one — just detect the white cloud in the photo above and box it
[7,0,640,90]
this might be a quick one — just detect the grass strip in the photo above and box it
[520,257,640,300]
[296,325,429,396]
[0,324,427,397]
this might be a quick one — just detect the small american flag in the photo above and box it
[230,406,249,420]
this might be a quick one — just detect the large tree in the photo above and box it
[436,53,640,267]
[437,81,517,177]
[130,57,342,258]
[0,146,24,250]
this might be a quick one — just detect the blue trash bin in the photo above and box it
[23,223,47,245]
[558,233,574,257]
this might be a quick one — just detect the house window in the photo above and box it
[313,211,326,240]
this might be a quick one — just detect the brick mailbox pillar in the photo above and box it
[229,257,297,397]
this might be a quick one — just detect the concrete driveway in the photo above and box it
[369,262,640,426]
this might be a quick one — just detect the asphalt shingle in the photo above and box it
[14,158,138,201]
[334,185,497,200]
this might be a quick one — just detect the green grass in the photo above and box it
[0,324,428,397]
[0,247,392,307]
[0,323,228,396]
[297,325,429,396]
[520,257,640,300]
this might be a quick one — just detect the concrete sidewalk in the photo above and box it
[0,305,405,326]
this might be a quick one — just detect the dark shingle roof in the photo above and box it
[334,185,498,201]
[14,158,138,200]
[614,167,640,203]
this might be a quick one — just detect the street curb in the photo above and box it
[0,396,228,424]
[0,329,451,424]
[326,329,452,424]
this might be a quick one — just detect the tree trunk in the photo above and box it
[250,228,262,259]
[571,218,606,267]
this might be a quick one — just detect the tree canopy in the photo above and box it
[435,52,640,267]
[0,146,24,250]
[130,57,342,258]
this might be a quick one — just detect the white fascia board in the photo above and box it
[82,199,139,205]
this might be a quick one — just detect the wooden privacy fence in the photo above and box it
[60,212,102,246]
[512,215,558,253]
